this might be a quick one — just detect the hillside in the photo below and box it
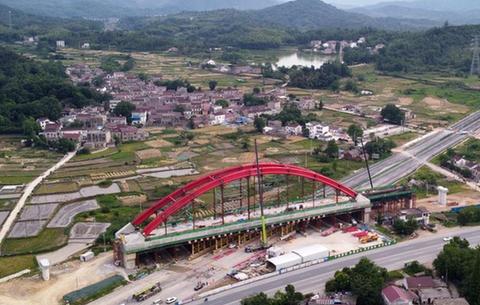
[376,24,480,73]
[0,0,281,18]
[0,4,101,36]
[354,0,480,25]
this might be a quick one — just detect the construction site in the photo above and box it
[114,161,415,279]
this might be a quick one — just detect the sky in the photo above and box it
[325,0,401,8]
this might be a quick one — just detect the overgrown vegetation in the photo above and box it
[325,258,388,305]
[433,238,480,305]
[0,47,109,134]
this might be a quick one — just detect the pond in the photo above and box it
[274,52,334,69]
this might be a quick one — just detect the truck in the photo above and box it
[360,233,378,244]
[132,282,162,302]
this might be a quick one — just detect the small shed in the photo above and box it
[80,251,95,262]
[292,244,330,262]
[267,253,302,271]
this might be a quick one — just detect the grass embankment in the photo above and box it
[1,228,68,256]
[0,255,36,278]
[401,166,468,200]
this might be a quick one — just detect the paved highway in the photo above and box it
[192,226,480,305]
[342,111,480,191]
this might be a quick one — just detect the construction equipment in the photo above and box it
[132,282,162,302]
[360,233,378,244]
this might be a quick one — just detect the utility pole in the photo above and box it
[254,139,267,246]
[8,10,12,30]
[360,137,374,190]
[471,35,480,76]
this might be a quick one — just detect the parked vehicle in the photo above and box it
[194,282,205,291]
[132,282,162,302]
[165,297,178,304]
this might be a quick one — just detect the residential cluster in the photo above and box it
[38,107,148,149]
[37,64,292,148]
[100,70,285,128]
[382,276,470,305]
[309,37,385,55]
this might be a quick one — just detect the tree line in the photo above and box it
[0,47,110,134]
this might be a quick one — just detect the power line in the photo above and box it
[471,35,480,76]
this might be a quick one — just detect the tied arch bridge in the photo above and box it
[114,163,372,268]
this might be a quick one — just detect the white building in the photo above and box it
[36,118,55,130]
[56,40,65,48]
[285,123,303,136]
[210,113,226,125]
[131,111,148,126]
[306,122,333,141]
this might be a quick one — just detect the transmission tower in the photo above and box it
[471,35,480,76]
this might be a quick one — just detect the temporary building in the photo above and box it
[267,253,302,271]
[292,244,330,262]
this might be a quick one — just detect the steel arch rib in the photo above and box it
[132,163,285,225]
[136,163,358,236]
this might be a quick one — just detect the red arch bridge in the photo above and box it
[115,163,372,268]
[132,163,360,236]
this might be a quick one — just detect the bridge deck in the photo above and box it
[121,197,370,254]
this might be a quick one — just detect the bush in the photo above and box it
[97,180,113,188]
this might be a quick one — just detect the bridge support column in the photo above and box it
[301,177,305,202]
[247,177,251,219]
[312,181,316,207]
[192,201,195,229]
[286,175,289,208]
[221,184,225,225]
[239,178,243,208]
[213,188,217,219]
[363,207,371,224]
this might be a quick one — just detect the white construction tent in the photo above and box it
[267,244,330,271]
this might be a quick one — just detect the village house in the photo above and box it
[381,285,417,305]
[285,123,303,136]
[131,111,148,126]
[109,125,149,142]
[398,208,431,225]
[433,298,470,305]
[306,122,334,141]
[36,118,55,130]
[40,123,62,141]
[341,147,368,162]
[452,155,480,181]
[84,129,112,149]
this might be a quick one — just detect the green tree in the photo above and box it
[324,140,339,159]
[392,218,418,235]
[208,80,218,91]
[215,99,229,108]
[254,116,266,133]
[465,248,480,305]
[347,124,364,145]
[325,258,387,305]
[253,87,261,94]
[113,101,136,118]
[22,117,40,138]
[434,237,474,284]
[241,292,270,305]
[381,104,405,125]
[344,79,359,93]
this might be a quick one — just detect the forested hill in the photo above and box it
[376,24,480,73]
[0,4,102,39]
[250,0,436,30]
[123,0,437,34]
[0,0,280,18]
[0,47,109,133]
